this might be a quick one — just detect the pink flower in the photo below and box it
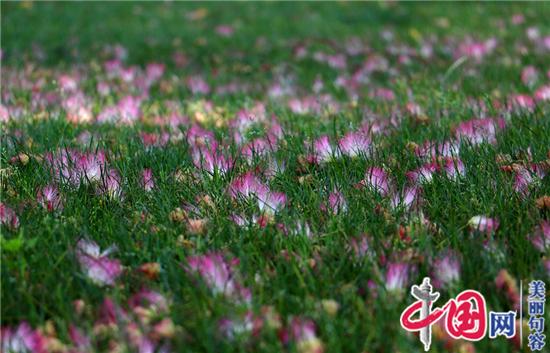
[0,203,19,229]
[391,187,419,210]
[140,132,170,149]
[508,94,535,112]
[456,38,497,62]
[534,85,550,102]
[186,125,216,148]
[241,138,273,162]
[521,66,539,87]
[415,140,459,159]
[187,76,210,95]
[141,169,155,192]
[362,167,391,196]
[58,74,79,92]
[468,215,499,234]
[76,238,122,286]
[325,190,347,214]
[338,131,371,157]
[288,317,324,353]
[228,172,269,200]
[1,322,48,353]
[529,221,550,252]
[117,96,142,124]
[37,185,63,212]
[442,157,465,179]
[454,117,505,145]
[216,25,235,37]
[406,162,438,184]
[258,191,287,215]
[513,165,545,195]
[97,169,123,199]
[311,135,338,163]
[146,63,165,83]
[432,252,461,287]
[192,145,233,176]
[187,252,251,303]
[348,234,372,259]
[385,262,410,291]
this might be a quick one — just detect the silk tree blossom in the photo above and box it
[323,190,347,214]
[521,66,539,87]
[97,169,124,200]
[513,165,546,195]
[415,140,460,160]
[468,215,499,234]
[219,312,261,339]
[228,172,269,201]
[454,117,505,145]
[186,252,251,303]
[76,238,122,286]
[361,167,391,196]
[37,185,63,211]
[432,252,461,287]
[287,317,324,353]
[140,132,170,149]
[508,94,535,112]
[442,157,466,179]
[44,149,108,186]
[62,92,94,124]
[311,135,339,163]
[141,169,155,192]
[338,131,372,158]
[0,322,48,353]
[348,234,373,259]
[186,124,216,149]
[390,187,419,210]
[455,38,497,62]
[0,203,20,229]
[228,172,286,214]
[186,76,210,94]
[97,96,142,125]
[406,162,438,184]
[534,85,550,101]
[258,191,287,215]
[529,221,550,252]
[241,138,275,162]
[192,144,233,176]
[385,262,410,292]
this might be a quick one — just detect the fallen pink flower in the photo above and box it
[529,221,550,252]
[141,168,155,192]
[37,184,64,211]
[338,131,372,158]
[76,238,122,286]
[468,215,499,234]
[0,203,20,229]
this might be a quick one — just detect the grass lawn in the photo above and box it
[1,2,550,352]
